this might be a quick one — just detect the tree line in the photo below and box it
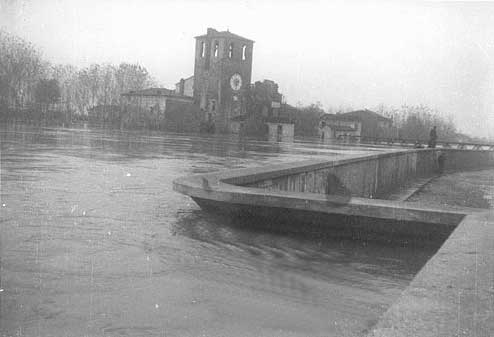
[375,104,459,142]
[0,29,155,123]
[1,30,476,142]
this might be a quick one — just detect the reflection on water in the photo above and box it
[1,124,436,337]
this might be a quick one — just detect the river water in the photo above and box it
[0,124,438,337]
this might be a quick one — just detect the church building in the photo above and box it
[122,28,256,134]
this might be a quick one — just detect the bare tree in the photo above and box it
[0,30,45,110]
[375,104,459,141]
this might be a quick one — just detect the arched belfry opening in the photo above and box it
[242,45,247,60]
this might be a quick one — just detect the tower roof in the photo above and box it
[195,28,254,43]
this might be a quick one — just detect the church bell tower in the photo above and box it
[193,28,254,132]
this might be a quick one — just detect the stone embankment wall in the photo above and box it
[242,149,494,198]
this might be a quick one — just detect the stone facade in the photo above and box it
[120,87,194,129]
[319,109,393,141]
[266,122,295,142]
[175,76,194,97]
[229,79,295,140]
[319,114,362,140]
[122,88,193,111]
[193,28,254,132]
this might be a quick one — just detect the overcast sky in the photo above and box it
[1,0,493,138]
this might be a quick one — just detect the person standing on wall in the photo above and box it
[428,126,437,148]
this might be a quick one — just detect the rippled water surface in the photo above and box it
[1,124,437,337]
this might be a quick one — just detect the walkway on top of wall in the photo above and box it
[174,148,492,227]
[369,210,494,337]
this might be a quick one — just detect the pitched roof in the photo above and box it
[195,29,254,42]
[320,109,391,122]
[121,87,176,97]
[339,109,391,122]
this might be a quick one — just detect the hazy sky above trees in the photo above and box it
[1,0,493,138]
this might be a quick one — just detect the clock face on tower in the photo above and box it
[230,73,242,91]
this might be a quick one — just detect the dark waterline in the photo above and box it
[1,124,438,337]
